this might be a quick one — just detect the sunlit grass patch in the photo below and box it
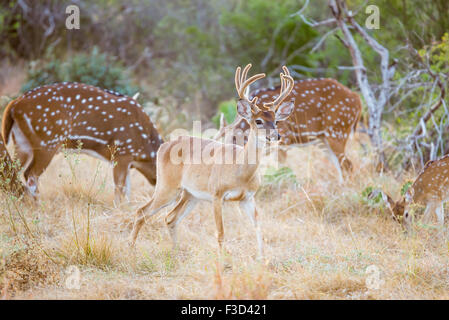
[0,132,448,299]
[55,205,115,270]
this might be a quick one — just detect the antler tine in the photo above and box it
[239,73,266,99]
[279,66,291,98]
[263,74,285,109]
[279,71,286,97]
[263,66,291,109]
[279,66,291,100]
[234,64,265,100]
[264,67,294,109]
[278,73,294,105]
[235,64,251,96]
[240,64,252,88]
[250,96,259,105]
[235,66,242,95]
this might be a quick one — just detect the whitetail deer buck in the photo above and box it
[215,67,362,182]
[2,82,163,202]
[130,64,295,258]
[372,155,449,232]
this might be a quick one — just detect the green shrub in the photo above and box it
[263,166,297,186]
[400,182,413,196]
[361,186,383,207]
[212,99,237,128]
[21,47,140,97]
[221,0,318,72]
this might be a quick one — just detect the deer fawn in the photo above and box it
[215,67,362,182]
[0,135,24,196]
[372,155,449,232]
[130,64,295,258]
[2,82,163,202]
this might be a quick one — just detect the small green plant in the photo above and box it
[263,166,297,186]
[160,250,177,273]
[361,186,383,207]
[60,140,109,203]
[138,252,157,274]
[62,141,83,185]
[63,204,114,269]
[212,100,237,128]
[401,181,413,196]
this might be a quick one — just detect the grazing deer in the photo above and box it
[215,67,362,182]
[2,82,164,202]
[372,155,449,232]
[130,64,295,258]
[0,135,24,196]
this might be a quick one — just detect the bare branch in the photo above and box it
[328,0,397,167]
[310,27,338,53]
[292,0,337,27]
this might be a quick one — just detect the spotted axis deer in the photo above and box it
[129,64,295,257]
[0,134,24,196]
[215,67,362,182]
[371,155,449,232]
[2,82,164,202]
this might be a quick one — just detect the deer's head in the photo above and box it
[369,189,413,232]
[235,64,294,142]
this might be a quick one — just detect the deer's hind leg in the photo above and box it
[134,161,157,187]
[422,202,436,224]
[165,190,198,248]
[12,134,32,172]
[129,184,180,246]
[435,202,445,226]
[11,125,35,196]
[112,156,132,204]
[323,139,344,183]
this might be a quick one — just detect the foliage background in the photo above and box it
[0,0,448,166]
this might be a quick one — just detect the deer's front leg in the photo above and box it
[239,195,263,259]
[435,202,445,226]
[422,203,434,224]
[113,157,132,205]
[213,196,224,252]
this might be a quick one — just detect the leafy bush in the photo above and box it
[21,47,140,97]
[419,32,449,75]
[400,182,413,196]
[149,0,319,117]
[221,0,318,72]
[212,100,237,128]
[361,186,383,207]
[263,166,297,186]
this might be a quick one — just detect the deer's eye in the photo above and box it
[255,119,263,125]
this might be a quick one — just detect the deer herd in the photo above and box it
[0,64,446,258]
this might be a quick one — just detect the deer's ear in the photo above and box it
[218,113,227,130]
[275,100,294,121]
[380,191,396,213]
[237,99,253,121]
[369,189,395,214]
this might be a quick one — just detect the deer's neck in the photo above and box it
[238,124,265,173]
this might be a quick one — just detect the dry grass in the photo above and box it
[0,134,448,300]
